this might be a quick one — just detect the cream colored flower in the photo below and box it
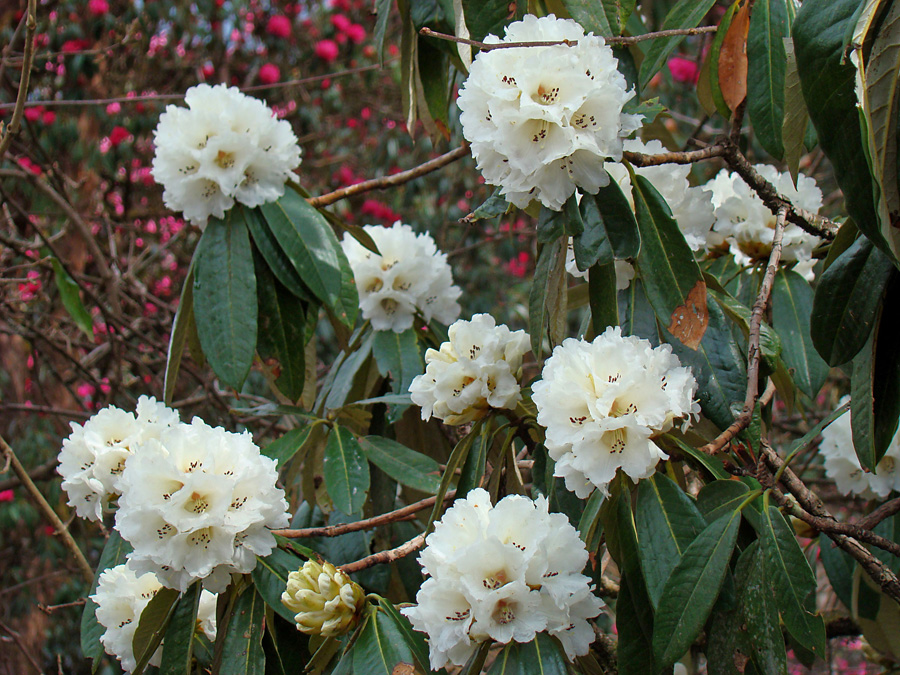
[281,560,366,636]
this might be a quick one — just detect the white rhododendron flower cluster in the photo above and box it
[58,396,179,521]
[151,83,301,227]
[91,563,217,673]
[532,327,699,497]
[704,166,822,279]
[116,417,289,592]
[819,398,900,499]
[341,223,461,332]
[458,14,641,210]
[409,314,529,425]
[402,489,602,669]
[281,559,366,636]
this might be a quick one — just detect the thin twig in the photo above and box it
[857,497,900,531]
[0,621,45,675]
[0,458,57,492]
[0,433,94,585]
[419,25,717,50]
[339,533,425,574]
[623,144,726,167]
[307,143,470,207]
[274,491,456,538]
[0,0,37,161]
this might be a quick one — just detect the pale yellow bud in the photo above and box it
[281,560,366,636]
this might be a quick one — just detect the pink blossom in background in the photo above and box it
[259,63,280,84]
[24,106,42,123]
[360,199,400,224]
[109,126,130,146]
[331,14,352,33]
[345,24,366,44]
[41,110,56,125]
[18,157,41,176]
[667,56,699,84]
[266,14,292,38]
[87,0,109,15]
[0,489,13,503]
[106,101,121,115]
[76,383,96,400]
[315,39,339,62]
[330,0,351,10]
[201,63,215,79]
[505,251,531,279]
[61,39,90,53]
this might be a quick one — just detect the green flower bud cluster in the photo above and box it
[281,560,366,636]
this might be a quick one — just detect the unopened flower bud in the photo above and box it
[281,560,366,636]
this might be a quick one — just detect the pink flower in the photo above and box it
[76,383,96,400]
[41,110,56,125]
[667,56,699,84]
[87,0,109,16]
[331,14,352,33]
[201,63,215,79]
[24,106,42,123]
[259,63,280,84]
[109,125,130,146]
[266,14,292,39]
[345,24,366,44]
[18,157,41,176]
[106,101,121,115]
[330,0,351,9]
[315,39,339,62]
[61,39,90,53]
[0,489,13,503]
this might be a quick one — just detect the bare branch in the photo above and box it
[0,0,36,161]
[339,534,425,574]
[419,26,717,50]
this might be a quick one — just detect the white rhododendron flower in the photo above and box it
[457,14,641,211]
[819,398,900,499]
[91,563,219,673]
[58,396,179,521]
[115,417,289,592]
[531,327,699,497]
[409,314,529,425]
[401,489,602,669]
[704,166,822,279]
[341,223,461,332]
[151,83,301,227]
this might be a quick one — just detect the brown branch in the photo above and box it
[857,497,900,531]
[623,144,726,167]
[700,208,786,455]
[307,143,470,207]
[0,621,45,675]
[419,26,717,50]
[339,533,425,574]
[274,491,455,539]
[0,0,36,161]
[0,434,94,585]
[0,458,57,492]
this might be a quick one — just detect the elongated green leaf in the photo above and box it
[358,436,441,494]
[461,0,516,42]
[464,192,510,222]
[616,573,655,675]
[748,0,790,159]
[588,261,620,335]
[652,512,741,669]
[244,206,311,301]
[323,425,370,514]
[457,421,491,497]
[529,239,563,359]
[811,234,894,365]
[351,606,421,674]
[782,37,810,183]
[82,530,132,666]
[771,269,829,398]
[193,210,258,390]
[164,262,196,405]
[375,598,431,672]
[487,632,569,675]
[636,474,709,608]
[322,333,374,412]
[707,0,741,119]
[51,257,93,337]
[736,542,788,675]
[219,588,266,675]
[794,0,890,255]
[575,182,641,271]
[426,418,486,532]
[697,479,761,531]
[255,257,307,402]
[632,173,708,350]
[372,328,423,396]
[159,583,201,675]
[562,0,614,37]
[638,0,719,89]
[620,278,661,345]
[260,190,350,322]
[761,502,826,657]
[251,548,306,623]
[373,0,391,63]
[133,587,179,675]
[665,435,731,481]
[578,490,605,551]
[262,426,313,469]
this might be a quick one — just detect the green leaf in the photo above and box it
[735,542,788,675]
[697,479,760,530]
[575,182,641,271]
[620,278,661,345]
[418,39,450,130]
[375,598,432,672]
[372,328,424,397]
[193,210,258,390]
[761,501,826,657]
[487,633,569,675]
[426,417,486,532]
[457,421,491,498]
[164,262,196,405]
[631,172,708,350]
[159,583,201,675]
[322,333,374,412]
[562,0,614,38]
[133,587,179,675]
[464,191,510,222]
[638,0,719,89]
[373,0,392,63]
[782,37,811,184]
[636,474,709,608]
[260,190,353,325]
[588,261,620,335]
[578,490,605,552]
[529,239,563,360]
[255,256,307,402]
[245,206,311,301]
[811,234,894,365]
[351,606,422,675]
[616,573,656,675]
[652,512,741,669]
[251,548,306,623]
[219,587,266,675]
[357,436,441,494]
[771,269,830,398]
[82,530,132,667]
[794,0,890,255]
[51,257,93,337]
[262,426,313,469]
[323,425,370,514]
[748,0,790,159]
[461,0,515,42]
